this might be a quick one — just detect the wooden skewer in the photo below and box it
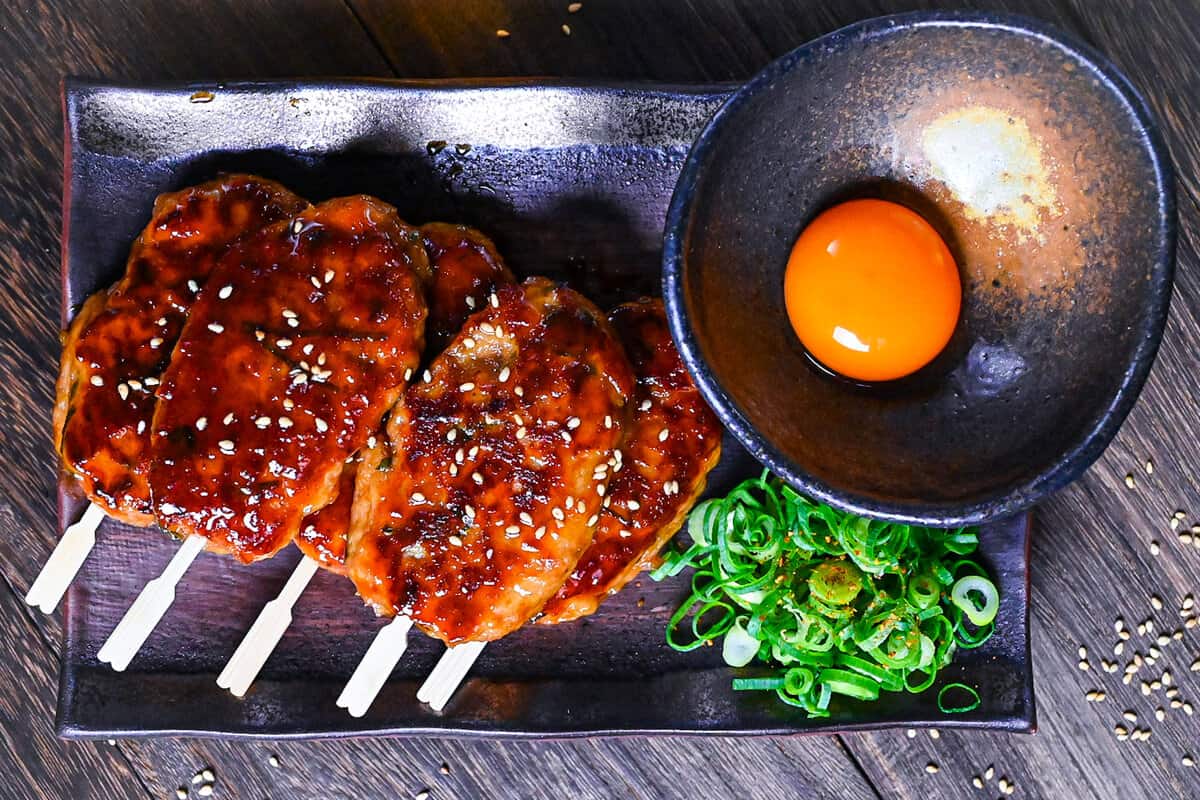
[416,641,486,711]
[336,615,414,718]
[97,534,206,672]
[216,555,321,697]
[26,502,107,614]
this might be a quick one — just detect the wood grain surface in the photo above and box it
[1,0,1198,798]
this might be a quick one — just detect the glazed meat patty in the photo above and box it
[149,196,429,561]
[53,175,307,525]
[538,299,722,624]
[295,224,515,572]
[347,278,635,643]
[420,223,515,352]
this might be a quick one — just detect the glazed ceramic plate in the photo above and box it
[57,78,1033,738]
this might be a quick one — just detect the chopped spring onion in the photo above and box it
[951,575,1000,627]
[652,472,999,718]
[938,682,982,713]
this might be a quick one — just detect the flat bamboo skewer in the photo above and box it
[216,555,321,697]
[26,502,107,614]
[416,641,487,711]
[336,615,414,717]
[97,533,206,671]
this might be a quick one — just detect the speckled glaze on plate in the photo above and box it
[664,11,1176,526]
[58,76,1032,739]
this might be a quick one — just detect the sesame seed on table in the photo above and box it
[1,1,1199,799]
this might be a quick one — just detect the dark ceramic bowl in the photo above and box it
[663,12,1175,526]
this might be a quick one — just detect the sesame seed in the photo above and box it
[187,279,200,293]
[283,398,294,410]
[90,375,104,387]
[310,276,322,289]
[658,428,669,442]
[1156,707,1166,721]
[587,514,599,526]
[1152,595,1164,610]
[449,535,463,546]
[506,525,520,535]
[198,786,213,798]
[117,383,129,401]
[404,368,413,382]
[1115,724,1128,737]
[464,505,475,518]
[925,763,938,774]
[619,529,631,538]
[1150,540,1161,555]
[217,285,233,299]
[567,417,581,429]
[1125,473,1136,488]
[552,507,565,521]
[368,436,377,448]
[412,493,426,503]
[905,729,916,738]
[472,472,483,485]
[499,367,511,383]
[278,417,293,429]
[460,382,475,392]
[597,484,606,497]
[288,318,299,328]
[496,28,510,38]
[490,293,499,308]
[984,767,994,781]
[424,370,433,383]
[254,330,265,341]
[207,322,224,334]
[628,500,641,511]
[256,417,271,429]
[224,413,235,425]
[562,23,571,34]
[515,386,524,397]
[972,776,983,789]
[516,427,527,440]
[1185,755,1196,767]
[150,337,163,348]
[315,418,328,433]
[929,728,940,739]
[176,788,187,800]
[463,337,476,350]
[128,379,143,391]
[535,526,546,539]
[219,440,235,454]
[195,417,207,431]
[282,309,297,318]
[1123,710,1137,723]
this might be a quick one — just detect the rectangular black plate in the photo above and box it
[58,78,1034,739]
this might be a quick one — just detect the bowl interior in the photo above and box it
[669,14,1173,524]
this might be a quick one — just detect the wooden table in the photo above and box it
[1,1,1197,798]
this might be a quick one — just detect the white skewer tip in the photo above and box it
[217,556,320,697]
[26,502,107,614]
[336,615,413,718]
[417,641,486,711]
[97,534,206,672]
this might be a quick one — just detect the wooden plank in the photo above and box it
[0,577,148,800]
[2,0,1199,799]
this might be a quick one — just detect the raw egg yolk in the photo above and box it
[783,198,961,382]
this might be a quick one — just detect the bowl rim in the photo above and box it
[662,9,1177,526]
